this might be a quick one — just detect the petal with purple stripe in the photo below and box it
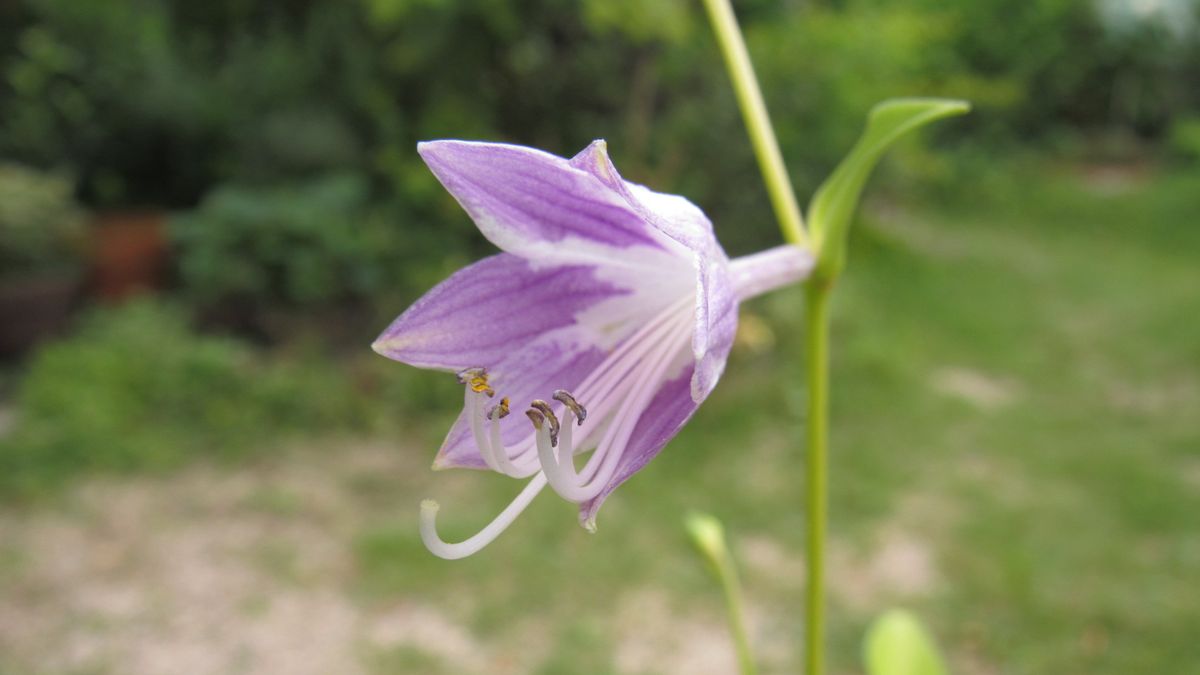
[568,140,740,401]
[418,141,672,258]
[372,253,628,371]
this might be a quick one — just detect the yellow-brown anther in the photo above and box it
[552,390,587,425]
[456,366,495,397]
[529,399,561,447]
[525,408,545,430]
[487,397,511,420]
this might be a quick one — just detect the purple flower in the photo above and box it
[374,140,812,558]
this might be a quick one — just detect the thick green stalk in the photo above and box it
[700,0,809,249]
[803,281,831,675]
[701,1,829,673]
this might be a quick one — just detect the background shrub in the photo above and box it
[0,299,367,498]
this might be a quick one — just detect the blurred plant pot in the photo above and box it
[90,211,169,301]
[0,271,82,355]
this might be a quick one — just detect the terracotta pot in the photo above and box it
[90,210,169,301]
[0,271,82,356]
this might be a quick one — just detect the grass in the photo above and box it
[1,159,1196,673]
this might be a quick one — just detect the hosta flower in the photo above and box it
[374,140,812,558]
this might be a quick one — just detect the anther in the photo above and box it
[525,408,545,430]
[487,397,511,420]
[529,400,561,447]
[456,366,485,383]
[456,366,495,397]
[552,390,587,425]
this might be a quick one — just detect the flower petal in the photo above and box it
[691,256,738,402]
[569,140,720,254]
[418,140,674,258]
[372,253,628,371]
[569,140,738,402]
[578,365,701,530]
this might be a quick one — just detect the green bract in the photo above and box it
[808,98,970,282]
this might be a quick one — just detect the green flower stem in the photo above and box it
[700,0,810,250]
[702,1,830,673]
[803,281,832,675]
[685,513,758,675]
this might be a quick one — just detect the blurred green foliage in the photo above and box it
[0,162,85,278]
[1,0,1196,260]
[171,173,404,309]
[0,300,370,499]
[1167,116,1200,161]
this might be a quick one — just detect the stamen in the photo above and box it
[456,366,495,397]
[468,390,504,474]
[452,298,696,505]
[535,397,608,502]
[552,390,587,425]
[480,296,694,471]
[419,473,549,559]
[557,409,578,472]
[534,424,570,494]
[487,397,510,420]
[529,400,561,447]
[485,396,537,478]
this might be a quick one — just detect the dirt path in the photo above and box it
[0,442,498,675]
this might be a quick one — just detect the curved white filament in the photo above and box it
[467,389,505,474]
[419,472,548,560]
[488,410,540,478]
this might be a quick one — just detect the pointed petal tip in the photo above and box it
[568,139,624,189]
[416,139,459,151]
[415,139,437,157]
[371,335,410,362]
[417,139,496,169]
[415,139,457,165]
[581,515,598,534]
